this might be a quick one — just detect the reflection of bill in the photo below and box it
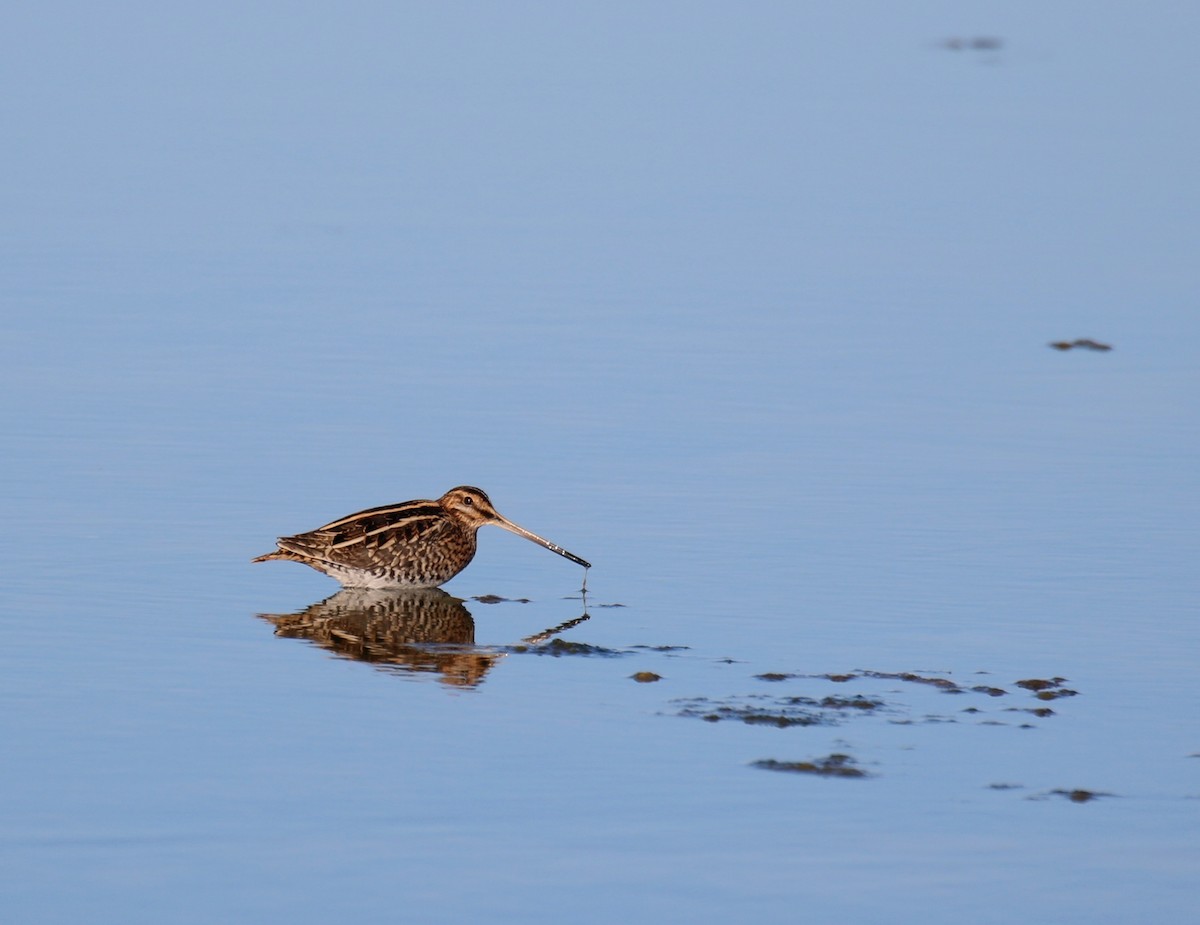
[259,589,591,688]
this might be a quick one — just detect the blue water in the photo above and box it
[3,3,1198,923]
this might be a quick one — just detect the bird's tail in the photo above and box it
[251,549,287,563]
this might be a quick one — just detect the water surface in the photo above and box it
[2,3,1198,923]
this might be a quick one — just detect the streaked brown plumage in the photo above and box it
[252,486,590,589]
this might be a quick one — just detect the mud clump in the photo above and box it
[850,670,962,692]
[1015,678,1063,691]
[820,695,882,711]
[752,754,869,778]
[674,697,829,728]
[1016,678,1078,700]
[631,671,662,683]
[972,685,1007,697]
[527,639,626,658]
[674,686,885,727]
[1049,338,1112,351]
[1049,789,1112,803]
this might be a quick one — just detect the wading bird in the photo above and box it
[253,486,590,589]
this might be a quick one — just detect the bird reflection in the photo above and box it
[258,588,590,688]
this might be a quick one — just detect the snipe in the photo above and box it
[252,486,590,589]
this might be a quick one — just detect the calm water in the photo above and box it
[3,3,1198,923]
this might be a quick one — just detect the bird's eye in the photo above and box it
[463,496,473,506]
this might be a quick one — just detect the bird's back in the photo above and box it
[256,498,477,588]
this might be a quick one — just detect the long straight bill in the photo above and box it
[495,517,592,569]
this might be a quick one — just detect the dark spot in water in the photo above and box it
[594,602,627,608]
[1035,688,1078,701]
[1015,678,1077,700]
[941,36,1003,51]
[1049,338,1112,351]
[988,783,1024,790]
[972,686,1007,697]
[675,690,882,727]
[1048,789,1112,803]
[471,595,530,604]
[751,754,869,778]
[820,695,882,711]
[631,645,690,652]
[861,670,960,691]
[1006,706,1056,718]
[816,670,1027,699]
[1016,678,1067,691]
[670,668,1077,760]
[631,671,662,683]
[529,639,626,658]
[674,696,829,728]
[743,713,823,728]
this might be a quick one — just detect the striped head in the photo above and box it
[436,486,591,569]
[437,486,502,529]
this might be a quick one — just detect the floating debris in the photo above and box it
[1049,339,1112,351]
[471,594,530,604]
[631,671,662,683]
[751,754,870,778]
